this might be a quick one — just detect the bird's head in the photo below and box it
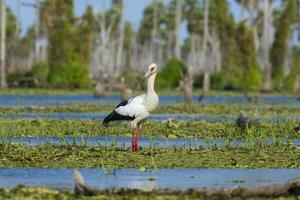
[137,63,158,88]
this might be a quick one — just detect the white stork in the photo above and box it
[102,63,159,151]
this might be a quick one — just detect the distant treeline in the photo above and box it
[2,0,300,92]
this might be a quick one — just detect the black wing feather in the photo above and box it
[102,100,135,126]
[115,100,129,108]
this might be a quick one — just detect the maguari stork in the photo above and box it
[102,63,159,152]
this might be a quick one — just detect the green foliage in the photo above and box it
[156,59,187,88]
[209,0,242,89]
[271,0,297,89]
[27,62,49,87]
[6,7,18,43]
[124,22,133,70]
[7,63,49,88]
[194,73,230,90]
[183,0,203,34]
[235,22,262,91]
[283,48,300,92]
[7,71,23,87]
[283,70,297,92]
[45,0,91,88]
[137,1,166,44]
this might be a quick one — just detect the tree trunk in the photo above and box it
[203,72,210,92]
[0,0,7,89]
[262,0,272,91]
[180,66,194,103]
[94,82,106,97]
[175,0,181,59]
[294,75,300,93]
[151,0,158,61]
[121,88,132,101]
[201,0,210,92]
[116,0,126,72]
[34,0,40,63]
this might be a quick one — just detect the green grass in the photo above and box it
[0,144,298,168]
[0,119,299,139]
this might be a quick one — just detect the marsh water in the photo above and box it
[0,113,236,122]
[0,168,299,190]
[0,94,299,107]
[2,136,300,148]
[1,94,299,190]
[2,112,300,122]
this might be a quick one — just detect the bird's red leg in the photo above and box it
[131,128,135,151]
[135,126,140,151]
[131,127,138,152]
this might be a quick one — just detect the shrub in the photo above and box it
[156,59,187,88]
[194,73,231,90]
[28,62,49,87]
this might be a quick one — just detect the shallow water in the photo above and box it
[2,112,300,122]
[0,168,299,190]
[0,113,236,122]
[2,136,299,148]
[0,94,298,107]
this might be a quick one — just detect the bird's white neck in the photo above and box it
[147,73,157,94]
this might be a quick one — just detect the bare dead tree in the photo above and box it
[246,0,260,51]
[201,0,210,92]
[207,33,221,72]
[95,0,118,76]
[150,0,158,62]
[116,0,126,73]
[294,75,300,92]
[261,0,273,91]
[180,65,194,103]
[34,0,40,63]
[175,0,182,59]
[16,0,20,37]
[93,0,119,96]
[0,0,7,89]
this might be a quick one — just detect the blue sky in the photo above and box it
[6,0,241,40]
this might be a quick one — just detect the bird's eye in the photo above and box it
[150,67,155,72]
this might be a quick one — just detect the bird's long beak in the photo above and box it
[137,70,151,88]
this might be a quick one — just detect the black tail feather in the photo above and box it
[102,110,135,126]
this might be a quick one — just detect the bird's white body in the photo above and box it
[102,63,159,151]
[115,93,159,118]
[115,72,159,128]
[103,63,159,129]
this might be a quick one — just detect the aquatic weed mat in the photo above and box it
[0,119,299,139]
[0,144,299,168]
[1,102,300,115]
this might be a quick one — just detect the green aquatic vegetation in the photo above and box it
[0,144,298,168]
[1,101,300,117]
[0,119,299,139]
[1,185,299,200]
[157,102,300,116]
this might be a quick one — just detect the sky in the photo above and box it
[5,0,242,41]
